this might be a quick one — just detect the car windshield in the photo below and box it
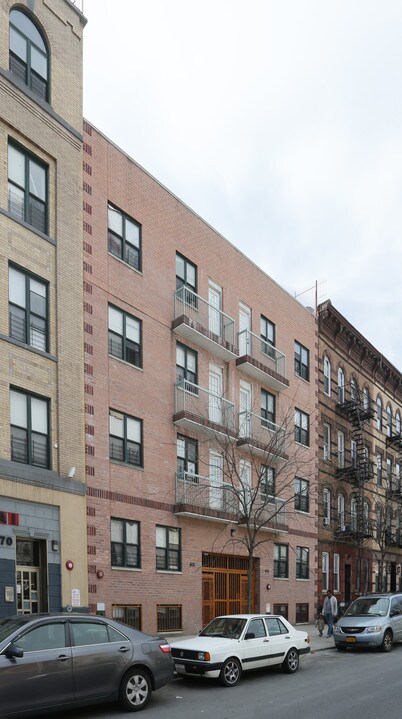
[344,597,390,617]
[199,617,247,639]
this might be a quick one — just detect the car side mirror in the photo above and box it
[245,632,255,640]
[5,643,23,659]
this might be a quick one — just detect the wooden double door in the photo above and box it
[202,553,255,626]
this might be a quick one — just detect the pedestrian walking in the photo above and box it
[315,612,325,637]
[322,590,338,638]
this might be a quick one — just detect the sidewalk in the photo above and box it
[304,622,336,653]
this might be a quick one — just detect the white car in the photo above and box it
[170,614,310,687]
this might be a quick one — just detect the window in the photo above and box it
[156,526,181,571]
[337,367,345,404]
[109,410,142,467]
[248,618,267,638]
[260,315,275,358]
[111,519,140,569]
[112,604,141,630]
[261,465,275,499]
[376,505,383,541]
[333,554,340,592]
[9,265,48,351]
[351,439,357,468]
[386,405,393,437]
[9,8,49,101]
[274,543,288,578]
[396,411,401,435]
[351,498,358,531]
[363,501,370,535]
[157,605,182,632]
[323,488,331,525]
[295,604,309,623]
[294,341,309,381]
[10,389,49,468]
[377,397,383,431]
[323,423,331,461]
[295,409,309,446]
[363,387,370,412]
[176,252,196,303]
[294,477,309,512]
[176,343,197,387]
[322,552,329,592]
[261,389,275,428]
[273,604,288,620]
[386,457,393,488]
[323,355,331,395]
[377,451,382,487]
[337,431,345,468]
[8,142,47,233]
[70,622,110,646]
[338,494,345,530]
[177,435,198,479]
[16,622,65,652]
[296,547,309,579]
[108,203,141,270]
[108,305,141,367]
[350,378,358,402]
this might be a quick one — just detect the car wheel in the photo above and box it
[219,657,242,687]
[282,648,299,673]
[119,668,152,712]
[381,630,393,653]
[335,644,347,651]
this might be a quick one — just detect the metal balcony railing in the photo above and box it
[173,286,236,359]
[237,410,286,457]
[240,493,287,531]
[175,472,238,516]
[174,379,236,435]
[237,329,287,383]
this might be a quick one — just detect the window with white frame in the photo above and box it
[323,488,331,525]
[337,430,345,468]
[9,265,48,352]
[377,397,383,431]
[363,387,370,412]
[337,367,345,404]
[386,405,393,437]
[350,378,358,402]
[333,554,340,592]
[260,465,275,500]
[323,356,331,395]
[156,526,181,572]
[10,388,49,468]
[351,439,357,468]
[351,498,358,531]
[386,457,393,488]
[323,423,331,461]
[294,341,309,381]
[337,493,345,531]
[108,305,141,367]
[322,552,329,592]
[111,518,140,568]
[396,411,401,435]
[377,451,382,486]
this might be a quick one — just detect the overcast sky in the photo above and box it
[82,0,402,371]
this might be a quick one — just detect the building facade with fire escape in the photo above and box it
[317,300,402,610]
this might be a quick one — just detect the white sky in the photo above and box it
[82,0,402,371]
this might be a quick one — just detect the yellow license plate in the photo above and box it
[346,636,356,643]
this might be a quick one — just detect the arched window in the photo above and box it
[337,494,345,531]
[323,488,331,525]
[377,397,383,431]
[363,387,370,412]
[323,356,331,396]
[396,411,401,435]
[386,405,393,438]
[337,367,345,404]
[9,8,49,101]
[350,377,358,402]
[363,501,370,535]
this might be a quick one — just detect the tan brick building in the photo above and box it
[0,0,88,615]
[317,301,402,612]
[83,123,318,635]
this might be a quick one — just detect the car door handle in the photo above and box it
[57,654,71,662]
[263,639,270,642]
[119,646,130,653]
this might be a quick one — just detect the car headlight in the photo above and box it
[365,626,382,634]
[333,626,341,634]
[197,651,211,661]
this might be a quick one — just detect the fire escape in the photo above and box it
[336,385,374,543]
[386,430,402,548]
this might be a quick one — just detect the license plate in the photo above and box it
[175,663,185,672]
[346,636,356,643]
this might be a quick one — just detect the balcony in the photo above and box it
[174,472,238,520]
[337,391,375,423]
[173,379,236,438]
[238,494,288,532]
[235,330,288,391]
[335,511,373,539]
[335,449,374,484]
[237,411,287,460]
[172,286,237,361]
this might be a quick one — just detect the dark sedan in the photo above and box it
[0,613,174,716]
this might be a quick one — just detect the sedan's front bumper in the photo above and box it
[174,658,222,678]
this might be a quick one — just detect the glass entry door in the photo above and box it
[16,567,40,614]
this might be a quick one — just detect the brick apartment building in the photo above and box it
[82,122,318,635]
[317,301,402,611]
[0,0,88,615]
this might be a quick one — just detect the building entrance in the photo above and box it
[16,539,44,614]
[202,553,255,626]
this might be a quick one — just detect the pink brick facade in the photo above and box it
[83,123,318,635]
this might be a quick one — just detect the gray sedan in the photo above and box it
[0,613,174,716]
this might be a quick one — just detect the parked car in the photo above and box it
[334,592,402,652]
[0,613,174,716]
[170,614,310,686]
